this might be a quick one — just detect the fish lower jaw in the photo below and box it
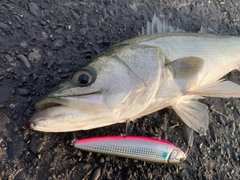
[29,106,79,130]
[28,105,120,132]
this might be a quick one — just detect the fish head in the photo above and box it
[29,44,163,132]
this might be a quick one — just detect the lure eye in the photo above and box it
[73,70,94,87]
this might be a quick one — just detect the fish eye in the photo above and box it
[72,70,94,87]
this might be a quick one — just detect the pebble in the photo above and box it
[32,74,39,82]
[0,22,11,31]
[87,14,98,27]
[22,129,30,142]
[182,5,191,15]
[225,136,230,145]
[17,54,31,68]
[165,174,174,180]
[40,20,47,26]
[0,113,10,134]
[57,69,62,73]
[238,3,240,11]
[53,27,64,35]
[93,47,100,54]
[13,170,27,180]
[91,168,101,180]
[220,148,225,157]
[70,10,80,20]
[29,136,40,154]
[217,116,226,125]
[65,25,71,30]
[9,0,17,3]
[21,76,28,83]
[79,28,87,35]
[229,121,236,136]
[80,49,92,55]
[58,0,71,5]
[50,39,66,50]
[0,87,10,103]
[28,2,42,17]
[120,166,130,179]
[47,60,54,69]
[13,15,22,24]
[225,147,231,159]
[232,151,239,161]
[236,108,240,116]
[66,35,73,43]
[147,171,153,179]
[17,88,30,97]
[31,157,38,165]
[209,123,217,142]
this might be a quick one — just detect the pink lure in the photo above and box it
[74,136,186,163]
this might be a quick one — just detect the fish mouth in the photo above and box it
[34,92,103,111]
[29,92,104,131]
[35,97,68,111]
[35,101,62,110]
[28,105,88,132]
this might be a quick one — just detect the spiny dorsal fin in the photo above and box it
[141,13,185,36]
[198,26,216,34]
[167,57,204,79]
[140,13,217,36]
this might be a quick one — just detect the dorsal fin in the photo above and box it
[140,13,217,36]
[140,13,185,36]
[198,26,216,34]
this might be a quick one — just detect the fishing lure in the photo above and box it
[74,136,186,163]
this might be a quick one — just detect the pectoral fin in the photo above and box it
[167,57,204,79]
[187,80,240,98]
[172,95,208,135]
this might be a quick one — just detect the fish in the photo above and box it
[74,136,186,163]
[29,14,240,135]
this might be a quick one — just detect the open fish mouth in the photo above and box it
[35,98,69,111]
[35,99,62,110]
[34,91,103,111]
[28,92,104,132]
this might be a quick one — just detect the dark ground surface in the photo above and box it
[1,0,240,179]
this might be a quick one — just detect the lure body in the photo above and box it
[74,136,186,163]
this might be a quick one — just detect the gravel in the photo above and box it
[1,0,240,179]
[28,2,42,17]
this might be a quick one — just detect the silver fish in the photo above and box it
[29,15,240,134]
[74,136,186,163]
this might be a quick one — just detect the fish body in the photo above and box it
[29,16,240,135]
[74,136,186,163]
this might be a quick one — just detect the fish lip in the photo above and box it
[29,92,104,132]
[35,92,102,111]
[35,101,61,110]
[35,97,62,111]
